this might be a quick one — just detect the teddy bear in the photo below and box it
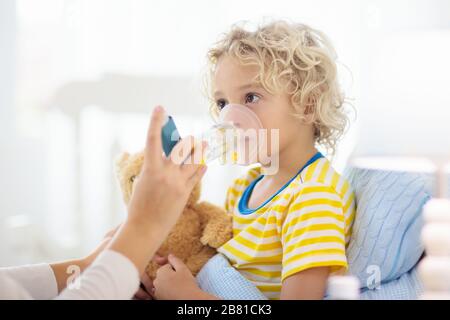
[115,151,233,278]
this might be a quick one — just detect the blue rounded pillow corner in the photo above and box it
[343,167,431,287]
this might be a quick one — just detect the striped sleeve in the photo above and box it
[224,186,234,213]
[280,184,348,281]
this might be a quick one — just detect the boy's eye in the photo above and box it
[245,93,260,104]
[216,99,227,110]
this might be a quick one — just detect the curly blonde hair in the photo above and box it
[205,20,350,155]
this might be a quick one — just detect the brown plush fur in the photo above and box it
[115,151,233,278]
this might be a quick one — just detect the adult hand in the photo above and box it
[108,106,207,276]
[51,225,121,293]
[127,105,207,231]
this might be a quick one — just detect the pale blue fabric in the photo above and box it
[343,168,430,286]
[197,254,424,300]
[196,168,432,300]
[197,253,268,300]
[359,267,424,300]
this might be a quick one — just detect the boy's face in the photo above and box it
[213,54,309,162]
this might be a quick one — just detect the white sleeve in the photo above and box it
[0,263,58,299]
[0,276,33,300]
[56,250,140,300]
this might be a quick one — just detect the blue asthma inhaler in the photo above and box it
[161,115,181,157]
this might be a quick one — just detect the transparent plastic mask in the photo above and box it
[199,104,263,164]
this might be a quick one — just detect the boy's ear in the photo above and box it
[303,84,326,123]
[302,100,316,124]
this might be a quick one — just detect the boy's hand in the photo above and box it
[133,254,165,300]
[153,254,203,300]
[133,272,154,300]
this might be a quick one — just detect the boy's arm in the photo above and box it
[279,185,346,300]
[192,263,330,300]
[280,267,329,300]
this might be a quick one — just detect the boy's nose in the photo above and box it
[218,104,263,131]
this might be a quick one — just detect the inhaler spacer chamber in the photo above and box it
[200,104,263,164]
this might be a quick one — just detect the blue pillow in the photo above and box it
[359,266,424,300]
[344,167,431,287]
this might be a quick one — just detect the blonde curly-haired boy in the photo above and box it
[153,20,356,300]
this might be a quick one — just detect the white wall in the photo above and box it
[0,0,15,131]
[0,0,49,265]
[356,0,450,160]
[0,0,16,265]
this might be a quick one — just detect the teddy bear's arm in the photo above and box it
[185,246,217,276]
[194,202,233,249]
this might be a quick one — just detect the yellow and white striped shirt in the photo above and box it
[217,155,356,299]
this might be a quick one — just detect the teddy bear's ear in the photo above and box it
[115,152,130,172]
